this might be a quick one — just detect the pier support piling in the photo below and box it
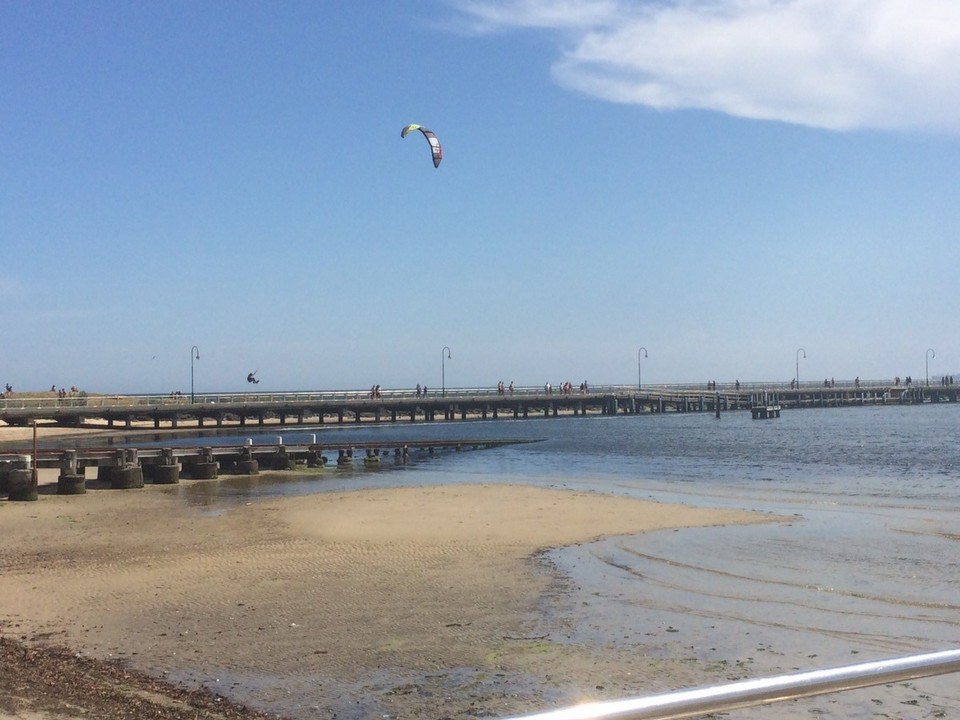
[7,468,38,501]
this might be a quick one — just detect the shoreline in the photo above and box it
[0,477,772,719]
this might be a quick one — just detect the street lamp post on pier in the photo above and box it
[796,348,806,393]
[441,346,451,397]
[190,345,200,403]
[926,348,935,387]
[637,347,648,390]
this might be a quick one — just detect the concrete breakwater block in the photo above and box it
[0,462,12,494]
[57,473,86,495]
[271,453,294,471]
[235,459,259,475]
[1,457,33,495]
[111,465,144,490]
[184,461,218,480]
[306,451,328,468]
[7,469,38,501]
[152,464,180,484]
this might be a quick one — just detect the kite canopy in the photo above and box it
[401,124,442,168]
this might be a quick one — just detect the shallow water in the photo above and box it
[143,404,960,715]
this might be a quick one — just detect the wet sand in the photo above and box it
[0,465,770,720]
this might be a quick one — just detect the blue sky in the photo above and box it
[2,0,958,393]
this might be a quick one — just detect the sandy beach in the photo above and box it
[0,429,771,719]
[0,423,113,446]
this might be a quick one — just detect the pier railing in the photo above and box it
[0,379,915,410]
[502,649,960,720]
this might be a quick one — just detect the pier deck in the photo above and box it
[0,438,530,473]
[0,438,536,499]
[1,382,957,430]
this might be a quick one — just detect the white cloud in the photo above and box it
[452,0,960,132]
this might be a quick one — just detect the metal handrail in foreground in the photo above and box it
[503,649,960,720]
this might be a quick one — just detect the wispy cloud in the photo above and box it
[451,0,960,132]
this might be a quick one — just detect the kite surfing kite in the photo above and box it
[401,124,442,168]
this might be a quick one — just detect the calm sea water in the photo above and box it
[141,404,960,715]
[155,401,960,506]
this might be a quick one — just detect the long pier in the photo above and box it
[1,381,957,430]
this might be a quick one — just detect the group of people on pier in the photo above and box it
[543,381,589,395]
[496,381,514,395]
[51,384,80,400]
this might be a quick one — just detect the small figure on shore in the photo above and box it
[422,385,428,396]
[508,381,514,394]
[416,383,422,398]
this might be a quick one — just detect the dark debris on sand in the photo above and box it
[0,635,291,720]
